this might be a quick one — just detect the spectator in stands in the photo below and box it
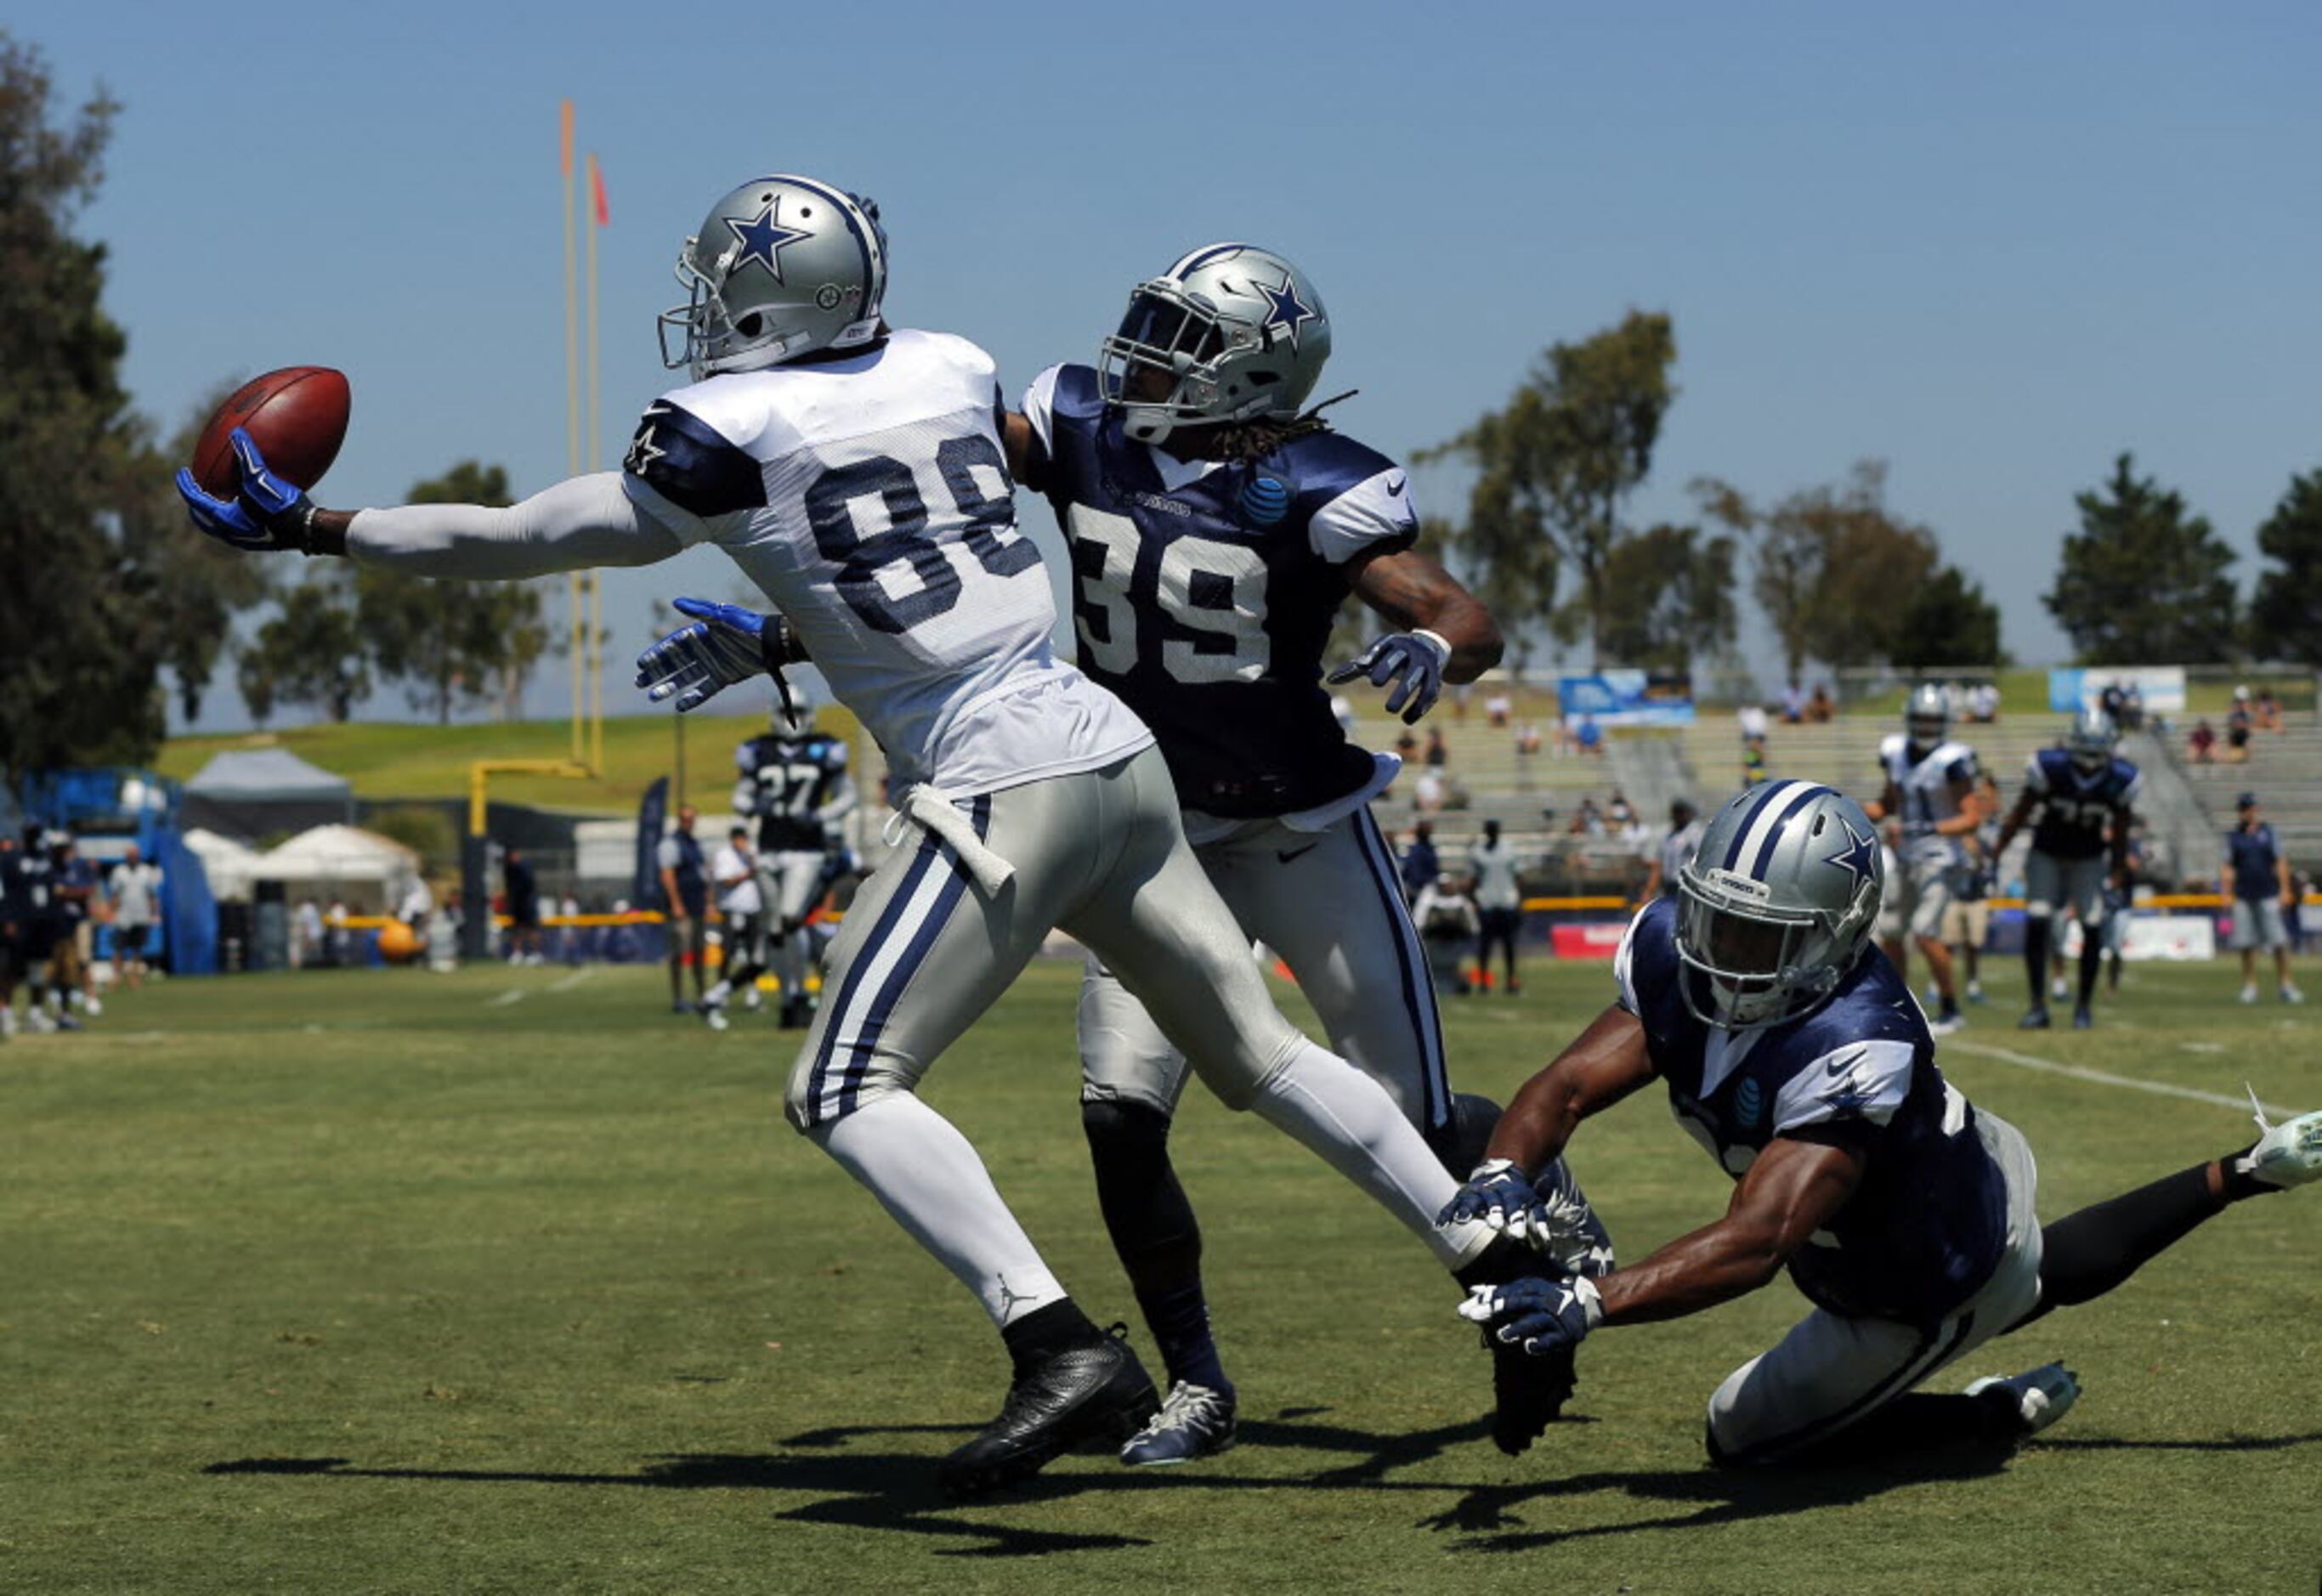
[1969,681,2001,722]
[1395,730,1419,767]
[1412,767,1448,815]
[2188,719,2217,764]
[1605,790,1637,830]
[1469,818,1524,997]
[107,843,161,991]
[1736,699,1770,749]
[1780,682,1805,724]
[1424,726,1449,769]
[1399,820,1441,906]
[657,803,709,1015]
[1741,742,1770,788]
[1485,690,1513,728]
[1575,714,1605,757]
[2226,689,2254,762]
[503,848,543,965]
[1411,870,1480,995]
[2223,793,2301,1005]
[2254,687,2285,734]
[1513,722,1543,791]
[2120,682,2145,732]
[1639,798,1703,902]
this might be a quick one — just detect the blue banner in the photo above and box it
[634,776,669,908]
[1558,671,1696,727]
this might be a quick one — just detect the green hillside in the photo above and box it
[156,705,863,818]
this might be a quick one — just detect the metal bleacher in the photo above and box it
[2166,712,2322,879]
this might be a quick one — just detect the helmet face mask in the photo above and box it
[1096,244,1330,445]
[658,176,888,382]
[1674,784,1884,1033]
[1905,683,1949,750]
[2067,707,2117,772]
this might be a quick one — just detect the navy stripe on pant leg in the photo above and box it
[802,826,943,1128]
[833,796,990,1121]
[1355,806,1449,1132]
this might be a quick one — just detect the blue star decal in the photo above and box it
[1822,815,1878,892]
[724,197,810,283]
[1255,269,1317,348]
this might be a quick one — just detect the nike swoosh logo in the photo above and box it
[1823,1047,1869,1079]
[1277,843,1321,863]
[1384,473,1407,496]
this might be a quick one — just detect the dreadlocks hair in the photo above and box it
[1200,389,1361,463]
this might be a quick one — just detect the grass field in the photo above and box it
[5,955,2319,1593]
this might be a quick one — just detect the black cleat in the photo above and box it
[2017,1007,2051,1030]
[1456,1235,1579,1456]
[2071,1004,2093,1030]
[935,1326,1158,1497]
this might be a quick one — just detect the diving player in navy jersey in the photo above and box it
[1992,708,2138,1031]
[1446,780,2322,1466]
[994,243,1611,1463]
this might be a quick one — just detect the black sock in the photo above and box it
[2024,916,2052,1006]
[1000,1298,1103,1367]
[2025,1163,2224,1323]
[1083,1100,1228,1392]
[2077,939,2104,1007]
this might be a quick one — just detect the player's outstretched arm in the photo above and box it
[1443,1005,1656,1240]
[179,430,684,575]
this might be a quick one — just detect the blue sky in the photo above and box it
[37,1,2322,728]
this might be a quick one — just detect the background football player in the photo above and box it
[1991,708,2138,1029]
[732,688,855,1028]
[183,175,1543,1495]
[1866,684,1982,1033]
[1447,781,2321,1466]
[997,244,1610,1463]
[699,823,768,1032]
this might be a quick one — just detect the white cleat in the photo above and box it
[702,1005,730,1033]
[2240,1088,2322,1189]
[2281,984,2305,1005]
[2240,983,2259,1005]
[1964,1361,2080,1437]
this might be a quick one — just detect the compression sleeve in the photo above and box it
[345,472,683,578]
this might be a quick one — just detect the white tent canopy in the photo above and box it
[254,824,420,910]
[185,747,353,804]
[182,827,266,903]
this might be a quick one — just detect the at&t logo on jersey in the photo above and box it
[1239,475,1291,525]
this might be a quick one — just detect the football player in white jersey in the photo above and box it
[178,174,1543,1494]
[1866,684,1983,1034]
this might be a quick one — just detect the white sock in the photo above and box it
[1249,1039,1492,1267]
[812,1094,1068,1327]
[703,979,731,1007]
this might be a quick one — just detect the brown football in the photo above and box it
[190,365,351,495]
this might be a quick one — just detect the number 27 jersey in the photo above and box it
[620,331,1150,798]
[1022,363,1420,818]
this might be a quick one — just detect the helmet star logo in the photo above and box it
[725,197,810,283]
[1822,815,1877,892]
[1255,269,1317,348]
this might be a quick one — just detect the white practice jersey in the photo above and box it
[620,330,1152,796]
[1877,733,1979,865]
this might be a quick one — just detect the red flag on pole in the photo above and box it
[590,154,609,227]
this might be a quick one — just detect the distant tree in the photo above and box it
[1594,523,1738,672]
[1419,310,1678,669]
[2045,454,2238,665]
[1893,565,2007,671]
[2246,468,2322,666]
[354,462,548,722]
[1696,461,1940,676]
[244,575,371,723]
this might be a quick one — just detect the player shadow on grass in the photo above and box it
[202,1423,2322,1561]
[1418,1429,2322,1554]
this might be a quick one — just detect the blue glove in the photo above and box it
[1458,1273,1604,1357]
[1327,630,1452,724]
[1438,1157,1551,1242]
[174,428,321,553]
[634,597,779,714]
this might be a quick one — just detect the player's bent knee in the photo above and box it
[1080,1095,1174,1147]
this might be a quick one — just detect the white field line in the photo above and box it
[547,968,593,993]
[484,988,529,1008]
[1944,1038,2294,1121]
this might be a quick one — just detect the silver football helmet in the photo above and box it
[771,685,817,739]
[2065,706,2117,771]
[1096,243,1332,444]
[1676,782,1884,1032]
[1905,683,1949,748]
[659,175,888,381]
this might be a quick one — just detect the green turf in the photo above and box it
[4,957,2318,1593]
